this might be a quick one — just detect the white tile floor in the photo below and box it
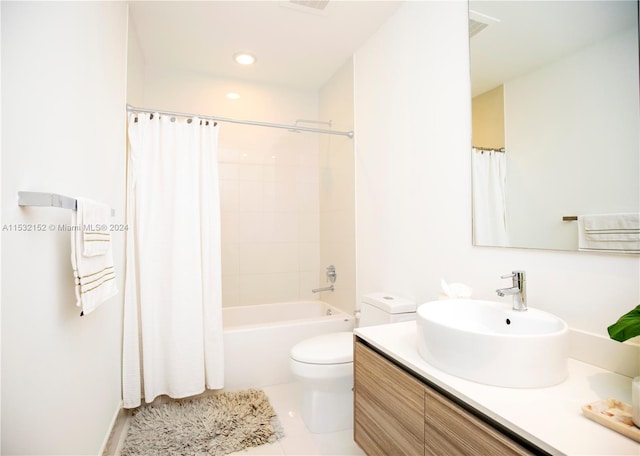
[229,382,366,456]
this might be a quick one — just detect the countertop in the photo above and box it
[355,321,639,456]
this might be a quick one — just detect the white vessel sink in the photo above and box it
[416,299,568,388]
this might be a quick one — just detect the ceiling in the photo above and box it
[470,1,637,96]
[129,0,402,90]
[130,1,637,95]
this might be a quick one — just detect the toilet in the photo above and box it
[289,292,416,433]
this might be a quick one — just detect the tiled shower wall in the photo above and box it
[218,125,322,307]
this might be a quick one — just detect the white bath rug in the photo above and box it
[121,389,285,456]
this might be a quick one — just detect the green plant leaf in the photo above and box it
[607,305,640,342]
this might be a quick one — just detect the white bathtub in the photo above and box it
[222,300,355,390]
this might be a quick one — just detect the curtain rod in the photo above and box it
[126,104,354,139]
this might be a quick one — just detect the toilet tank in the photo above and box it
[359,292,416,327]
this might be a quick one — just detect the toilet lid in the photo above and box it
[290,332,353,365]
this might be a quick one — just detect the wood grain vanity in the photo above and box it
[354,337,544,456]
[353,323,638,456]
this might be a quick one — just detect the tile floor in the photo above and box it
[231,382,365,456]
[112,381,366,456]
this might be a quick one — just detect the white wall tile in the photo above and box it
[238,163,264,181]
[222,274,240,307]
[273,178,298,211]
[238,180,265,212]
[298,242,321,272]
[239,273,299,305]
[299,271,322,300]
[219,180,239,212]
[298,212,321,243]
[297,180,320,212]
[239,243,299,274]
[238,212,269,242]
[218,163,239,180]
[272,212,300,243]
[221,243,240,277]
[221,212,240,244]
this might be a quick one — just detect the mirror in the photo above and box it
[470,1,639,251]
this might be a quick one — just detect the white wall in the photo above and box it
[354,1,639,348]
[127,10,146,108]
[505,27,639,250]
[1,2,127,454]
[319,59,356,313]
[140,66,323,306]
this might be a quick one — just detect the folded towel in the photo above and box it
[70,198,118,315]
[79,198,111,256]
[578,213,640,254]
[581,212,639,232]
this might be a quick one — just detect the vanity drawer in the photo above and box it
[354,341,425,456]
[424,386,535,456]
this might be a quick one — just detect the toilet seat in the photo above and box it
[290,331,353,365]
[290,358,353,380]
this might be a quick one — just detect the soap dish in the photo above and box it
[582,398,640,442]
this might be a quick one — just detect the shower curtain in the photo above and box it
[471,148,508,246]
[123,112,224,408]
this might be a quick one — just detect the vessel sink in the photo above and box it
[416,299,568,388]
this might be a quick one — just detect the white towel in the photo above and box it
[79,198,112,256]
[70,198,118,315]
[578,213,640,254]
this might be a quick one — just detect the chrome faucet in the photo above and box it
[312,265,337,293]
[496,270,527,311]
[312,285,334,293]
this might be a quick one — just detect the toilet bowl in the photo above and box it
[290,331,354,434]
[289,293,416,434]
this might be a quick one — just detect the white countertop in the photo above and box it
[355,321,639,456]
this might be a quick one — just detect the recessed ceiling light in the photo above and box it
[226,92,241,100]
[233,52,256,65]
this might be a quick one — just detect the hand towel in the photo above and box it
[578,213,640,254]
[79,198,111,256]
[70,198,118,315]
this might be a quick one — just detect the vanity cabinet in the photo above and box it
[354,338,538,456]
[354,338,424,455]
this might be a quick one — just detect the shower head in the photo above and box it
[288,119,332,134]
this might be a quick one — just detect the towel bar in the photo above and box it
[18,191,115,216]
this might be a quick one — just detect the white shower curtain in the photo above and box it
[123,112,224,408]
[471,148,509,246]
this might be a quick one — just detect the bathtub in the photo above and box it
[222,300,354,390]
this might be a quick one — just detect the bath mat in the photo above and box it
[121,389,284,456]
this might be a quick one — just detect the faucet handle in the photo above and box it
[326,264,337,283]
[501,270,525,279]
[501,271,526,289]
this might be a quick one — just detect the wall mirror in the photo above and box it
[469,1,639,252]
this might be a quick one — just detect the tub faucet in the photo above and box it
[312,265,337,293]
[496,270,527,311]
[312,285,334,293]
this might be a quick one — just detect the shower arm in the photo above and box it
[294,119,332,127]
